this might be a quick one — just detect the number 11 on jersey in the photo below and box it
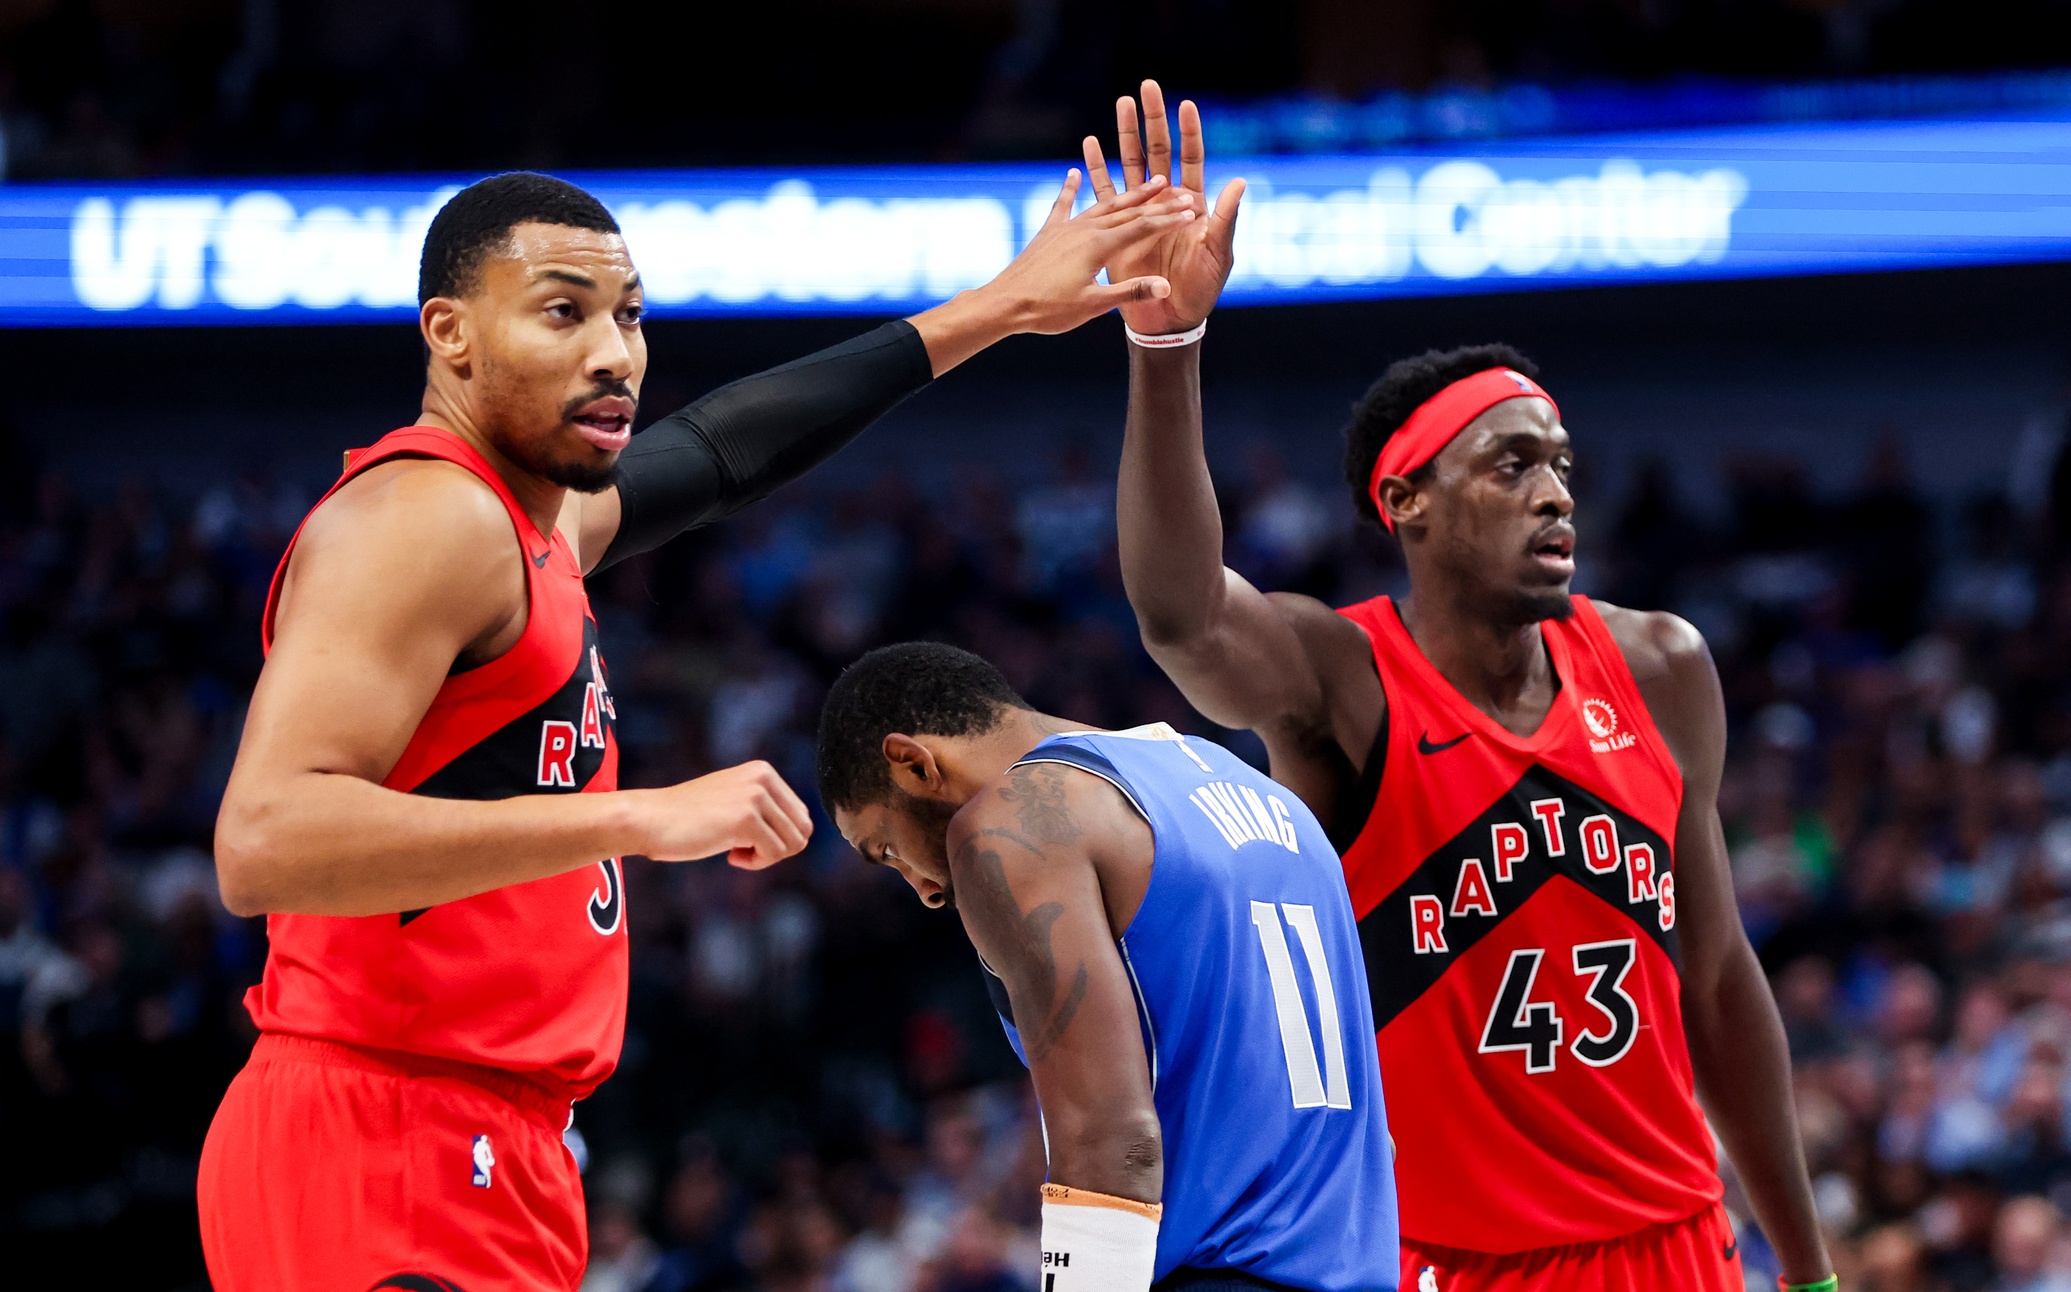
[1251,901,1354,1110]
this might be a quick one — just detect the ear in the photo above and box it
[882,733,948,798]
[1376,473,1426,531]
[420,296,471,376]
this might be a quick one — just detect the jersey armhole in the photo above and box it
[1011,744,1163,946]
[1010,747,1153,826]
[1572,597,1687,800]
[1328,689,1389,854]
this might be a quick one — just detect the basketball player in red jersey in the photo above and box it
[198,169,1197,1292]
[1090,85,1837,1291]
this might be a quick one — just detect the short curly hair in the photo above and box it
[418,171,620,305]
[1341,343,1541,529]
[816,643,1031,813]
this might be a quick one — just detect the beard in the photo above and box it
[1433,537,1577,631]
[477,370,633,495]
[484,416,621,492]
[535,453,619,494]
[1511,585,1577,626]
[891,787,962,907]
[482,418,621,494]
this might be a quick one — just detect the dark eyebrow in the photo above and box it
[537,268,597,289]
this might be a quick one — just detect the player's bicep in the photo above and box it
[951,800,1157,1169]
[1656,637,1744,999]
[1672,795,1745,1001]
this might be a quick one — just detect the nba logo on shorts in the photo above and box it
[471,1134,495,1188]
[1418,1268,1439,1292]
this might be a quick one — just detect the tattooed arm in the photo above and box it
[948,762,1162,1205]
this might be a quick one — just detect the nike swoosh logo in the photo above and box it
[531,549,550,568]
[1417,732,1470,755]
[1722,1239,1738,1262]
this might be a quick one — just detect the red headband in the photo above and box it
[1368,368,1560,531]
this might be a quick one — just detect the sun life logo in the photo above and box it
[1583,697,1635,753]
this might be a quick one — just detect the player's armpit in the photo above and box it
[948,765,1163,1207]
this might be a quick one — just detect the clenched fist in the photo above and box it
[627,760,814,869]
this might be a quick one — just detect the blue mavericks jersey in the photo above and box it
[987,725,1399,1292]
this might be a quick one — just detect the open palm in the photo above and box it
[1084,81,1245,337]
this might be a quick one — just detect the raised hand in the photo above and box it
[1084,80,1245,337]
[987,168,1196,335]
[907,168,1195,373]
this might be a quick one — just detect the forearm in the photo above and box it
[216,773,643,918]
[1687,946,1830,1283]
[598,320,933,568]
[1117,343,1228,644]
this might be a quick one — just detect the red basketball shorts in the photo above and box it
[1401,1202,1742,1292]
[198,1034,587,1292]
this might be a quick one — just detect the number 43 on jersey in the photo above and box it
[1479,938,1641,1074]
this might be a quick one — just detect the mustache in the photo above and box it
[559,378,637,422]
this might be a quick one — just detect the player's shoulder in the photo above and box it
[280,456,525,641]
[1589,600,1724,774]
[1588,599,1713,691]
[949,757,1130,872]
[313,455,510,537]
[298,457,516,574]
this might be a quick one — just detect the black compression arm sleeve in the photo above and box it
[595,319,933,571]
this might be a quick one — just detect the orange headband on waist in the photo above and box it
[1368,367,1559,531]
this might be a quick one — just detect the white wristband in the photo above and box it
[1040,1184,1161,1292]
[1124,320,1206,349]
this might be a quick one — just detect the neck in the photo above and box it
[419,384,565,538]
[949,709,1083,798]
[1396,579,1555,728]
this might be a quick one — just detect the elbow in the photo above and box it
[1119,1119,1163,1186]
[1125,573,1228,656]
[1050,1108,1163,1202]
[1134,610,1198,653]
[213,800,278,918]
[1134,602,1222,664]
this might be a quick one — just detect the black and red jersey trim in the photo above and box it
[1357,762,1678,1032]
[398,614,615,928]
[412,615,614,802]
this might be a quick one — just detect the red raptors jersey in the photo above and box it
[1338,596,1719,1254]
[243,426,628,1098]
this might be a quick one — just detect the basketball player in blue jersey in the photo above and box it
[816,642,1400,1292]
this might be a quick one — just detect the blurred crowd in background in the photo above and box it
[20,384,2071,1289]
[2,0,2069,180]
